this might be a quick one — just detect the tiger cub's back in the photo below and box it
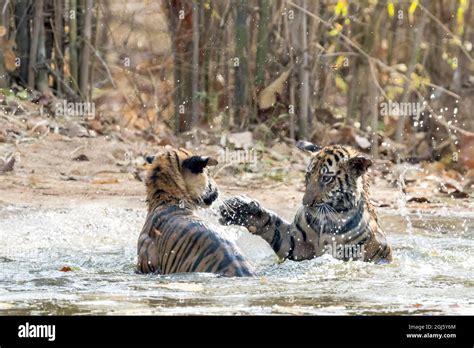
[138,205,253,276]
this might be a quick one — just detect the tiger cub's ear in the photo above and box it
[296,140,322,153]
[145,155,156,164]
[182,156,218,174]
[347,155,372,176]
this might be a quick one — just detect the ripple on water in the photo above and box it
[0,204,472,315]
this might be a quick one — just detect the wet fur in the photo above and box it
[137,148,253,277]
[220,144,393,263]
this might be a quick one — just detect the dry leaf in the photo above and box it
[409,202,435,209]
[0,156,15,174]
[4,47,17,72]
[459,132,474,169]
[424,161,445,174]
[73,154,89,161]
[258,69,291,110]
[449,190,469,199]
[122,108,138,128]
[87,120,103,134]
[59,266,73,272]
[134,117,148,131]
[91,177,119,184]
[407,196,430,203]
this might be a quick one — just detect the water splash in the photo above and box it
[0,203,472,315]
[396,164,422,245]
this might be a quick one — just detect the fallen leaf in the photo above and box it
[3,45,17,72]
[423,161,445,174]
[449,190,469,199]
[60,175,79,181]
[458,129,474,169]
[407,196,430,203]
[87,119,103,134]
[66,122,89,138]
[73,154,89,161]
[91,177,119,184]
[408,202,434,209]
[0,156,15,174]
[258,69,291,110]
[59,266,73,272]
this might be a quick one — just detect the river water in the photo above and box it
[0,203,472,315]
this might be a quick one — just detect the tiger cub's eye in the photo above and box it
[321,175,334,184]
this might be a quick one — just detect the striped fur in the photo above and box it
[137,147,253,277]
[220,143,392,263]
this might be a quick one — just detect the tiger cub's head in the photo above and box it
[296,141,372,213]
[145,147,219,210]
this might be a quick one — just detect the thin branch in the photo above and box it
[44,63,80,99]
[287,0,460,100]
[368,59,388,100]
[83,39,117,88]
[2,0,10,38]
[418,3,473,64]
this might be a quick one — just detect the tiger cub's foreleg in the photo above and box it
[220,196,295,259]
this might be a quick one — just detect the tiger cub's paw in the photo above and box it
[219,195,267,231]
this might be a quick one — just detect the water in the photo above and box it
[0,203,472,315]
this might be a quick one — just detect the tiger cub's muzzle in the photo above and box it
[302,181,323,207]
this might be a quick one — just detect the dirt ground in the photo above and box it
[1,135,472,222]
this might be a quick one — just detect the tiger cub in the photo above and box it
[220,141,392,263]
[137,147,253,277]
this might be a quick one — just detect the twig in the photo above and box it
[287,0,460,100]
[83,39,117,88]
[2,0,10,38]
[418,3,473,64]
[368,59,388,100]
[44,63,80,99]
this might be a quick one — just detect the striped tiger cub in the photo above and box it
[137,147,253,277]
[220,141,393,263]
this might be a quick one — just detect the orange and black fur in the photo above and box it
[220,141,392,263]
[137,148,253,277]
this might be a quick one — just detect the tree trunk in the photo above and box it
[97,0,111,54]
[369,75,379,158]
[255,0,269,90]
[14,0,31,85]
[360,2,381,131]
[223,18,231,131]
[162,1,194,133]
[395,14,427,142]
[79,0,93,100]
[298,0,309,140]
[0,0,7,88]
[69,0,78,92]
[234,0,248,130]
[283,6,296,139]
[200,0,212,120]
[191,1,200,129]
[53,0,64,96]
[28,0,43,89]
[36,19,48,92]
